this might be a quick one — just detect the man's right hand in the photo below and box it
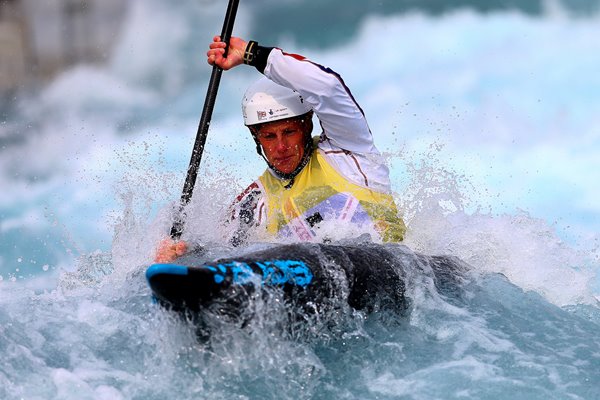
[154,238,188,263]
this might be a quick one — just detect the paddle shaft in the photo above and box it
[170,0,240,239]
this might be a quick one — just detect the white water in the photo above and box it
[1,1,600,398]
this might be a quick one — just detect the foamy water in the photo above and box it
[1,1,599,398]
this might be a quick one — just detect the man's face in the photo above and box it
[254,117,309,174]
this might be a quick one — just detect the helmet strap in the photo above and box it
[252,132,314,189]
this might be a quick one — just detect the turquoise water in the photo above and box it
[1,0,600,398]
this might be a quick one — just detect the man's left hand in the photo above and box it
[207,35,247,70]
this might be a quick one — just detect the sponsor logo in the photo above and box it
[205,259,313,287]
[257,110,267,121]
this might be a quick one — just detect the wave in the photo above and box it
[1,2,600,398]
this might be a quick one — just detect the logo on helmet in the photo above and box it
[257,110,267,121]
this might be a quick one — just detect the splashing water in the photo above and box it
[1,1,600,398]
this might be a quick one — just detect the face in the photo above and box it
[253,117,310,174]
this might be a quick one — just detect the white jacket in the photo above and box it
[227,48,397,245]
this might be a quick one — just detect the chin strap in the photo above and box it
[283,178,295,190]
[252,133,314,190]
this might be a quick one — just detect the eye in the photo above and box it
[259,132,277,140]
[283,129,298,136]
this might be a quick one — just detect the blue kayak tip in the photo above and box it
[146,263,189,281]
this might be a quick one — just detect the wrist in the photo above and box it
[243,40,258,65]
[242,40,274,74]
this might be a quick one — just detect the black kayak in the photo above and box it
[146,242,467,317]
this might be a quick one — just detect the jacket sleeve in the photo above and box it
[222,180,267,247]
[263,49,378,155]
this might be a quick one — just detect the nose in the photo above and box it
[274,135,290,152]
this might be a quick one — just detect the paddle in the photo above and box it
[170,0,240,239]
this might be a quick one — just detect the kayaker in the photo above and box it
[155,36,405,263]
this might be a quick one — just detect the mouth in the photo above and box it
[274,155,294,164]
[272,155,298,173]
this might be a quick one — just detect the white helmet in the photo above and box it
[242,77,312,126]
